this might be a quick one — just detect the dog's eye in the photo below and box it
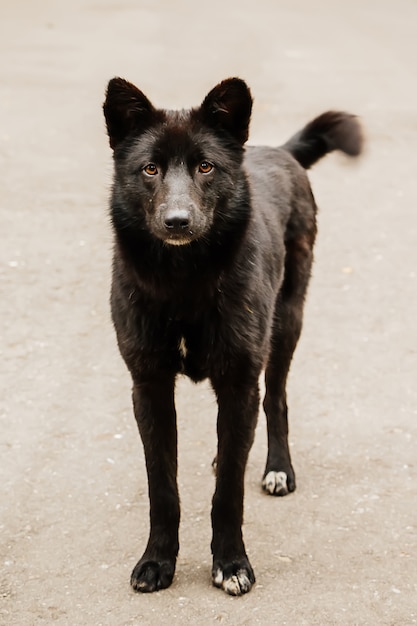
[143,163,158,176]
[198,161,214,174]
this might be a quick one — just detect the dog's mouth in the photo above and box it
[163,231,196,246]
[150,223,201,246]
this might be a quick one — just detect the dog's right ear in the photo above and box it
[103,78,157,150]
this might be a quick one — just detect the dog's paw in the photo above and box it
[130,559,175,593]
[212,559,255,596]
[262,470,296,496]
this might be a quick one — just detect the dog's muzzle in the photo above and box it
[154,203,205,245]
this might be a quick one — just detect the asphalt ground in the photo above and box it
[1,1,416,624]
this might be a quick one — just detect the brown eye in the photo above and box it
[198,161,213,174]
[143,163,158,176]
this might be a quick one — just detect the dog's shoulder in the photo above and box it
[244,145,313,227]
[244,145,308,188]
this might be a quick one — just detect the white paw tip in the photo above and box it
[262,471,288,495]
[223,570,251,596]
[213,568,223,586]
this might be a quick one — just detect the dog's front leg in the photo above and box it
[130,377,180,593]
[210,374,259,595]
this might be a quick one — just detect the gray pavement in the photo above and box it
[1,1,416,624]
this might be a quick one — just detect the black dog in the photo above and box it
[103,77,362,596]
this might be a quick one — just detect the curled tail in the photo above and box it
[283,111,363,169]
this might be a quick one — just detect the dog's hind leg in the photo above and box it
[262,229,315,496]
[130,377,180,592]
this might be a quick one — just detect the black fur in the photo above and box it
[103,77,363,596]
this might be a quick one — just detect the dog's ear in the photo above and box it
[199,78,253,145]
[103,78,158,149]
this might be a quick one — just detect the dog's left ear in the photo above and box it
[199,78,253,145]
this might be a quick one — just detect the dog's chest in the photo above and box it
[176,323,213,382]
[179,336,188,360]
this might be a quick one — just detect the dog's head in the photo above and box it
[103,78,252,245]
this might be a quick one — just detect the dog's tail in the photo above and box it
[283,111,363,169]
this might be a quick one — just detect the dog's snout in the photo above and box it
[163,208,191,232]
[153,199,204,244]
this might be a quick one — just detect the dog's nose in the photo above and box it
[164,208,190,232]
